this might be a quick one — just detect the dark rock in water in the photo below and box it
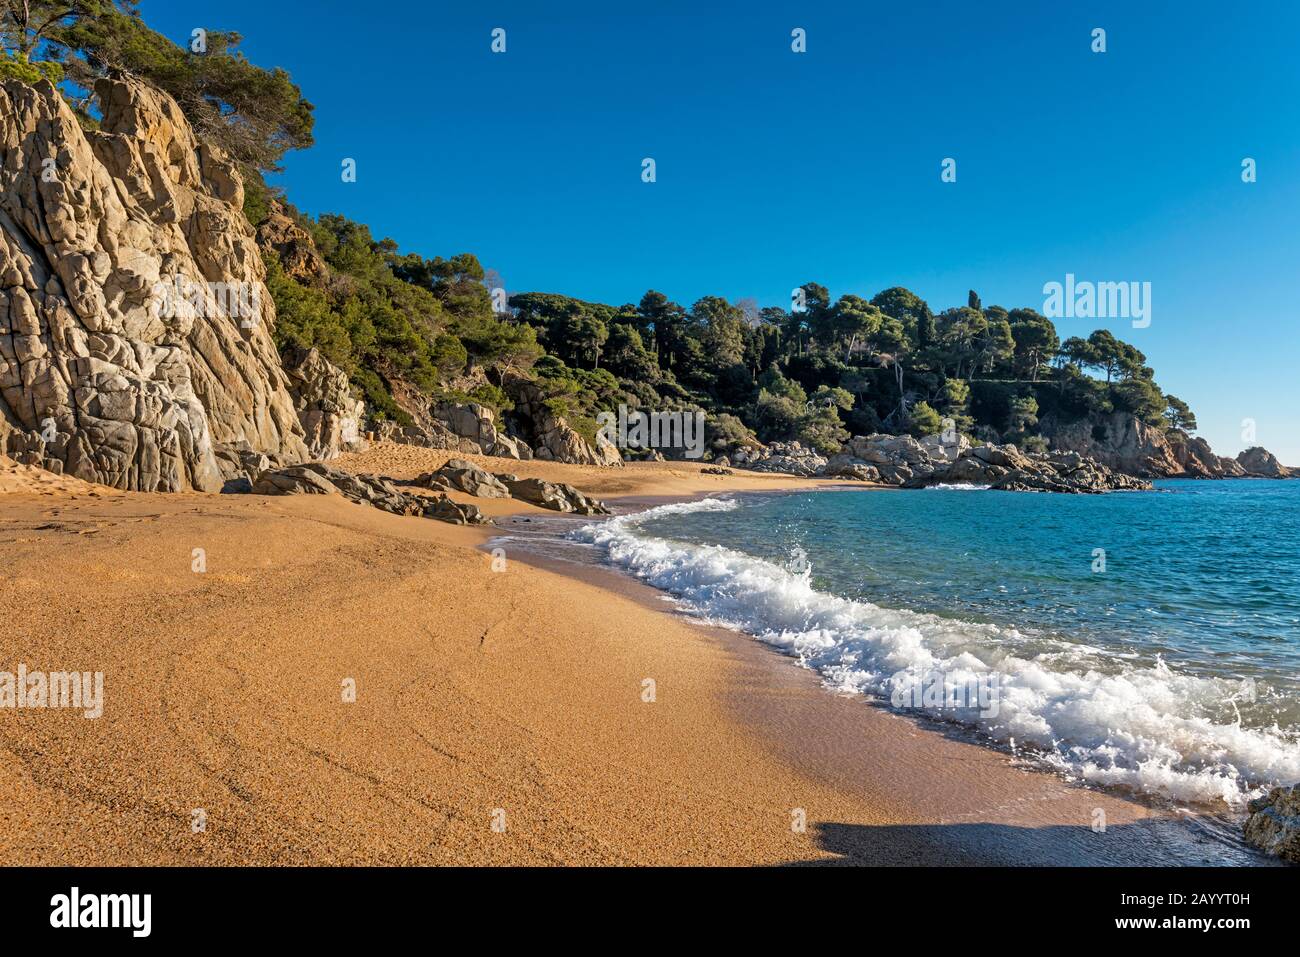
[840,433,1152,493]
[499,476,609,515]
[416,458,511,498]
[1243,784,1300,863]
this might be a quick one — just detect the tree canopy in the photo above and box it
[2,0,313,171]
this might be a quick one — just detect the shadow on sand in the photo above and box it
[782,819,1276,867]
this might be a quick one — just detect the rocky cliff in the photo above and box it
[0,76,308,490]
[1042,411,1294,480]
[503,375,623,467]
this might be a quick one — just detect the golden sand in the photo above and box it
[0,445,1203,864]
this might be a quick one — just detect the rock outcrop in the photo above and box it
[417,458,511,498]
[733,441,826,477]
[1040,412,1180,478]
[1043,412,1294,480]
[252,461,488,524]
[1244,784,1300,863]
[431,401,529,459]
[254,200,328,286]
[0,77,307,490]
[817,432,1148,493]
[504,375,622,467]
[369,401,531,460]
[823,432,969,486]
[1237,446,1294,478]
[282,345,366,460]
[1167,430,1246,478]
[926,445,1150,492]
[411,456,610,514]
[370,418,466,451]
[499,475,610,515]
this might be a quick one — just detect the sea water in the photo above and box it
[573,480,1300,807]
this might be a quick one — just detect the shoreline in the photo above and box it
[0,446,1273,864]
[484,484,1271,866]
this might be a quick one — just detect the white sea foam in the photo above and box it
[574,497,1300,807]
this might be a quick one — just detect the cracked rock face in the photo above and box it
[282,345,366,460]
[0,77,307,490]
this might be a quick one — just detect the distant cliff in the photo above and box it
[1041,411,1294,479]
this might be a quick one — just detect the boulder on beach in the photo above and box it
[251,462,489,524]
[499,476,609,515]
[417,458,512,498]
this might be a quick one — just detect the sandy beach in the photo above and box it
[0,447,1264,865]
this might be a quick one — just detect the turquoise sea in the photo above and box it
[574,479,1300,807]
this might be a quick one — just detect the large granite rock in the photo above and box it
[1244,784,1300,863]
[0,77,307,490]
[1046,414,1293,481]
[499,476,609,515]
[371,418,471,451]
[504,375,622,467]
[283,345,366,460]
[1040,412,1181,478]
[813,431,1148,493]
[432,401,529,459]
[735,440,827,477]
[417,457,511,498]
[1167,430,1247,478]
[250,464,336,497]
[1238,446,1294,478]
[916,443,1149,493]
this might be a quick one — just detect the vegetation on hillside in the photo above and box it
[5,3,1200,456]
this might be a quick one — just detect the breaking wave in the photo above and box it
[574,497,1300,807]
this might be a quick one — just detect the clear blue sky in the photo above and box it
[143,0,1300,463]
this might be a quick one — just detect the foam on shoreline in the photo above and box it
[575,497,1300,807]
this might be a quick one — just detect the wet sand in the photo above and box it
[0,447,1264,864]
